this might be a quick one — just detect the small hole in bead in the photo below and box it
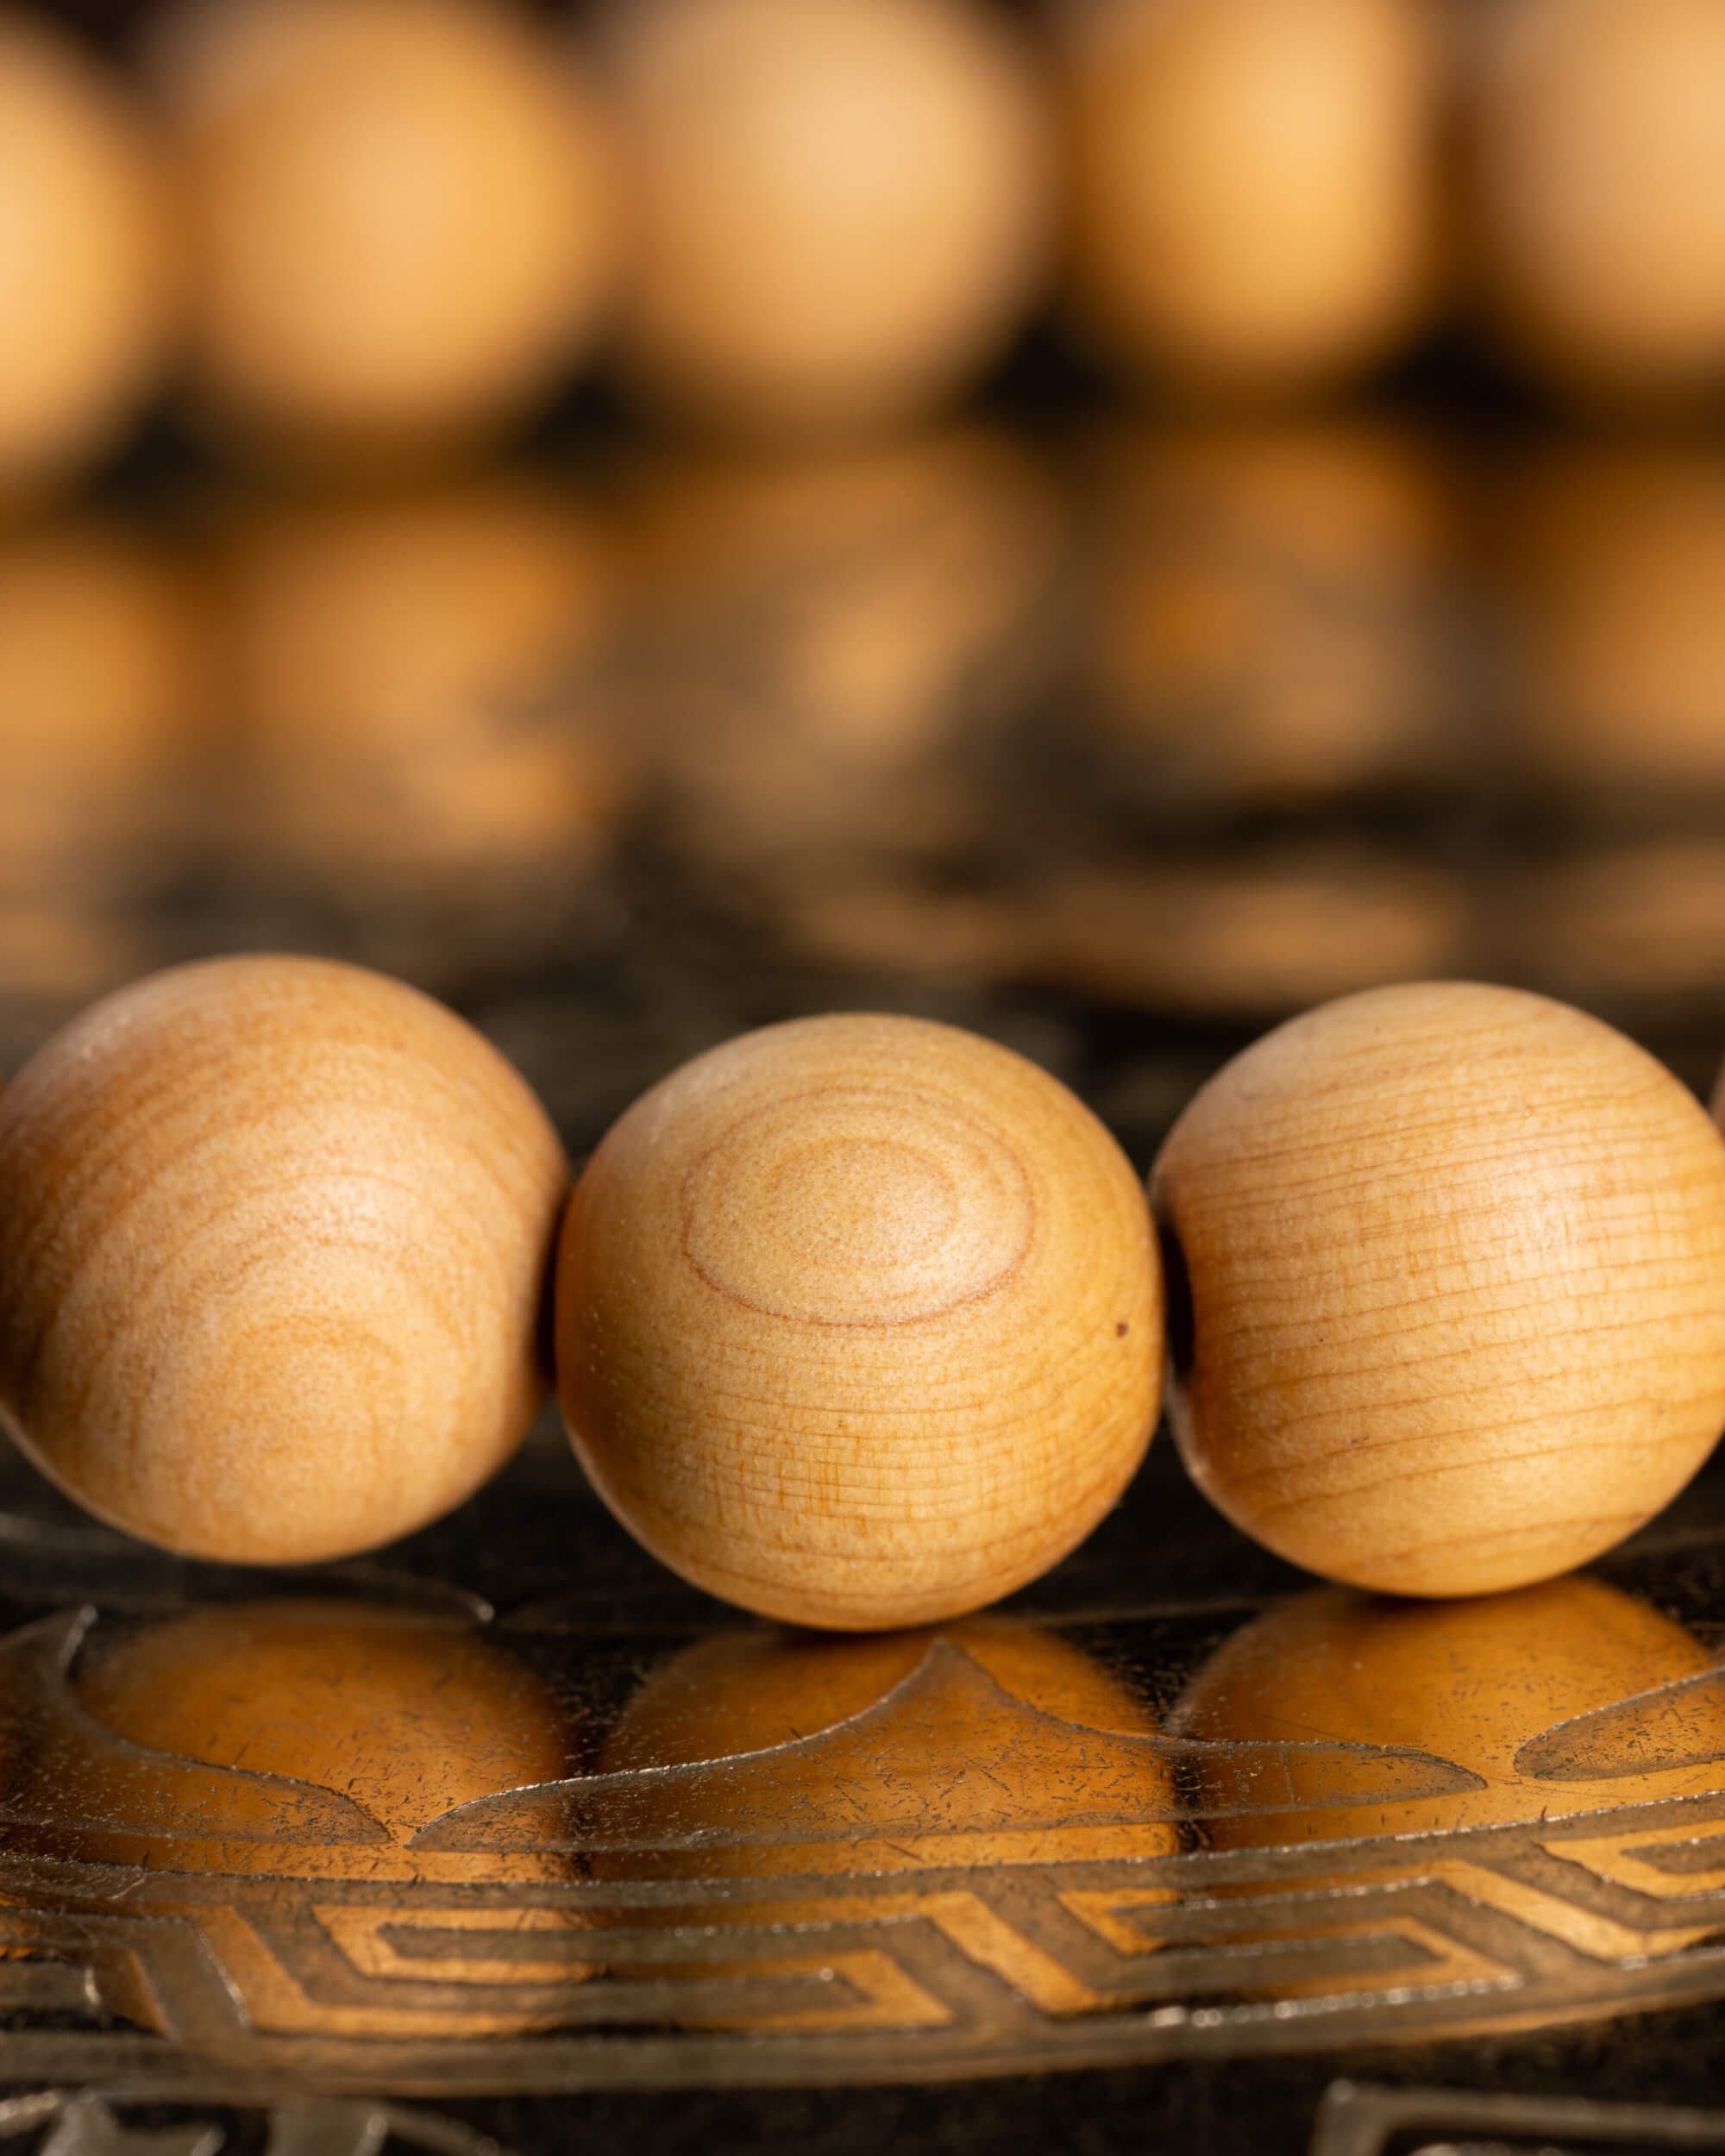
[1154,1206,1195,1383]
[1116,1320,1129,1338]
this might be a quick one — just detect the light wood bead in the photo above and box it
[1057,0,1451,398]
[1151,981,1725,1598]
[555,1013,1160,1629]
[154,0,617,456]
[599,0,1055,438]
[0,955,568,1564]
[0,12,182,502]
[1470,0,1725,407]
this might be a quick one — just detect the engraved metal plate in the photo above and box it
[0,1427,1723,2099]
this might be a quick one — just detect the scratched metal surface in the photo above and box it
[3,402,1725,2153]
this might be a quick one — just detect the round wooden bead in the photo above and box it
[0,955,568,1564]
[1057,0,1451,398]
[1470,0,1725,407]
[153,0,617,456]
[0,13,182,500]
[1151,981,1725,1598]
[555,1013,1160,1629]
[599,0,1055,437]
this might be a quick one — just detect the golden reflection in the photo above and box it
[0,1600,589,2038]
[213,471,630,913]
[66,1599,577,1877]
[586,1620,1178,2027]
[599,1618,1176,1871]
[623,425,1064,884]
[1142,1575,1725,2009]
[1170,1574,1725,1845]
[1076,417,1466,814]
[1033,842,1473,1018]
[0,513,206,895]
[1501,441,1725,802]
[0,511,207,1004]
[1507,838,1725,1003]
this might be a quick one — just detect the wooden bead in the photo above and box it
[1470,0,1725,407]
[154,0,617,456]
[0,14,181,500]
[1057,0,1451,398]
[599,0,1055,437]
[0,955,568,1564]
[556,1013,1160,1629]
[1151,981,1725,1597]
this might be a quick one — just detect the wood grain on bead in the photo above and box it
[0,955,568,1564]
[1151,981,1725,1598]
[555,1013,1160,1630]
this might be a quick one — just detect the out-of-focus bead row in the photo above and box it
[5,0,1723,501]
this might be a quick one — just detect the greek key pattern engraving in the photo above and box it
[3,1466,1725,2093]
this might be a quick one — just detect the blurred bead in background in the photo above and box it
[0,9,181,503]
[148,0,618,464]
[595,0,1055,438]
[1469,0,1725,410]
[1055,0,1454,400]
